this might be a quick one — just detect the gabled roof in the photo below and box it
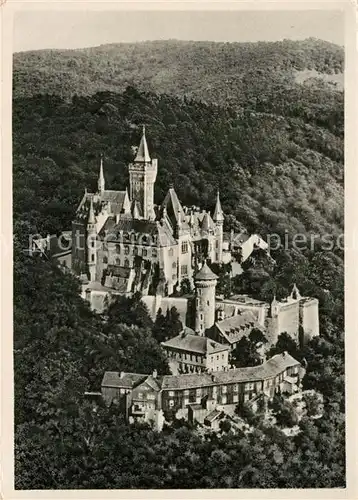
[161,334,229,355]
[102,353,302,392]
[215,311,258,344]
[101,372,148,389]
[134,126,151,163]
[161,187,186,225]
[195,262,218,281]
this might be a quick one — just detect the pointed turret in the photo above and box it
[134,125,151,163]
[291,283,301,301]
[98,155,105,194]
[88,197,95,225]
[213,190,224,222]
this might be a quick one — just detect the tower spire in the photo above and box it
[134,125,151,163]
[98,154,105,193]
[213,190,224,222]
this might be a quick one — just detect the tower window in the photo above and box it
[91,254,95,262]
[207,300,210,306]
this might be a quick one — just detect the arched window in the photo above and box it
[91,254,95,262]
[124,259,129,268]
[115,244,121,254]
[133,246,138,255]
[124,246,130,255]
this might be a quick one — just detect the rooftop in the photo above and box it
[195,262,219,281]
[161,333,229,355]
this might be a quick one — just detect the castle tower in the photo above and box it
[128,126,158,221]
[194,262,218,335]
[290,283,301,301]
[87,197,97,282]
[213,190,224,263]
[98,155,105,194]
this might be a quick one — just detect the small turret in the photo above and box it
[271,295,280,317]
[213,190,224,223]
[98,154,105,194]
[290,283,301,301]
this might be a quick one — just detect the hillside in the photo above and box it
[13,38,344,105]
[13,85,343,241]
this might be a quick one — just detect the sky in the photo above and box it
[14,9,344,52]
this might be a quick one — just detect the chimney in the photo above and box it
[152,369,158,379]
[120,371,125,378]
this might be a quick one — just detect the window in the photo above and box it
[222,354,225,360]
[169,248,174,257]
[222,385,227,394]
[115,258,120,265]
[91,240,95,248]
[91,254,95,262]
[233,394,239,403]
[233,384,239,392]
[211,356,214,362]
[222,395,227,404]
[169,400,174,407]
[216,240,219,248]
[244,394,249,402]
[217,355,219,360]
[207,300,210,306]
[138,393,143,399]
[103,256,108,264]
[184,398,189,406]
[124,246,129,255]
[172,274,177,281]
[181,241,188,254]
[169,391,174,397]
[116,244,121,254]
[133,247,138,256]
[172,261,177,269]
[124,259,130,268]
[120,388,125,395]
[147,394,155,400]
[181,265,188,275]
[196,388,202,397]
[152,248,157,258]
[245,382,254,391]
[184,390,189,396]
[143,249,147,257]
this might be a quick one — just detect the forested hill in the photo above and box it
[13,38,344,104]
[13,85,343,244]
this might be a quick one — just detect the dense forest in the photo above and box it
[13,39,345,488]
[13,38,344,102]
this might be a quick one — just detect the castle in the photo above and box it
[72,126,229,297]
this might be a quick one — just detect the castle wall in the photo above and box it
[277,301,300,342]
[299,298,320,344]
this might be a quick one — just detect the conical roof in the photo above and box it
[201,212,215,232]
[213,191,224,222]
[134,125,151,163]
[195,262,218,281]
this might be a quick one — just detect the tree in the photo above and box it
[231,336,262,368]
[267,332,300,360]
